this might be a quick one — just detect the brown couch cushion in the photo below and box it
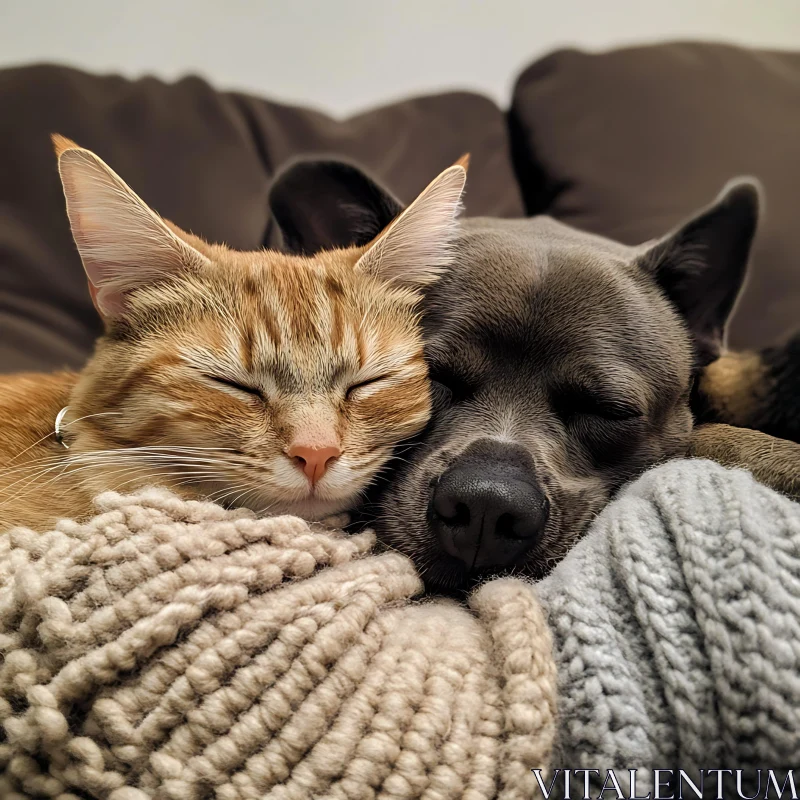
[510,42,800,349]
[0,64,521,372]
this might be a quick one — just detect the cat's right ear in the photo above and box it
[353,158,467,287]
[268,159,405,254]
[52,134,210,319]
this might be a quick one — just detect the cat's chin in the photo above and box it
[235,493,355,523]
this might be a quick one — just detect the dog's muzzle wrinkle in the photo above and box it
[428,439,549,570]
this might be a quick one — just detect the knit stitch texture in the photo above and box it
[0,489,556,799]
[537,459,800,795]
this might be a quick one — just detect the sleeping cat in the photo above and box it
[0,137,467,532]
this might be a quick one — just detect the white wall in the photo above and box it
[1,0,798,117]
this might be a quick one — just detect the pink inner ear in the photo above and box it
[87,280,102,314]
[58,148,211,320]
[87,279,126,319]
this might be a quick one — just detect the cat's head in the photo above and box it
[54,136,467,519]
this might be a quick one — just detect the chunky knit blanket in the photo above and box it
[537,459,800,795]
[0,489,556,800]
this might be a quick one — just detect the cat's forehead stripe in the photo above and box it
[259,302,282,347]
[330,297,344,351]
[325,274,346,297]
[240,325,256,372]
[356,322,368,370]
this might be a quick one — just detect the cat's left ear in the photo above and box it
[53,134,210,319]
[354,156,468,287]
[638,178,760,368]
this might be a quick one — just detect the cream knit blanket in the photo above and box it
[0,489,557,799]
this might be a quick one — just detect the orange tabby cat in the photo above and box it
[0,137,467,531]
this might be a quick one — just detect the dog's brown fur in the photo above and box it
[692,326,799,497]
[698,329,798,433]
[700,351,766,426]
[691,423,799,500]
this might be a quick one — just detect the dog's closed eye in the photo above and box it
[556,389,645,465]
[580,397,643,421]
[557,389,643,422]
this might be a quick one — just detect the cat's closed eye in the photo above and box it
[345,375,390,400]
[205,375,264,400]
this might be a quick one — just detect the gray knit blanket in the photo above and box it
[537,458,800,793]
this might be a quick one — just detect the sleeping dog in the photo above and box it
[270,161,799,591]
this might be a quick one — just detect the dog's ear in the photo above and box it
[268,159,405,254]
[639,179,760,368]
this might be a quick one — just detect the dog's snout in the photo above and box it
[430,449,549,570]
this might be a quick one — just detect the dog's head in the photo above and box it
[270,160,760,590]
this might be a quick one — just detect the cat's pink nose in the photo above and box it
[287,444,341,485]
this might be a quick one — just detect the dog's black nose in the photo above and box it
[430,458,549,571]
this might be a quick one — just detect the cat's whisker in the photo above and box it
[63,451,272,503]
[68,446,237,457]
[206,486,242,505]
[67,454,243,470]
[0,448,239,476]
[59,448,253,471]
[4,458,180,503]
[254,498,280,517]
[0,446,120,476]
[206,479,253,502]
[0,459,76,501]
[0,453,232,479]
[107,470,231,494]
[88,464,232,497]
[7,432,60,463]
[0,458,73,484]
[171,473,232,490]
[213,483,260,509]
[236,486,265,508]
[65,445,239,456]
[67,455,239,476]
[0,453,237,506]
[1,445,270,513]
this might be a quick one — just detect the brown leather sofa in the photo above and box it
[1,42,798,373]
